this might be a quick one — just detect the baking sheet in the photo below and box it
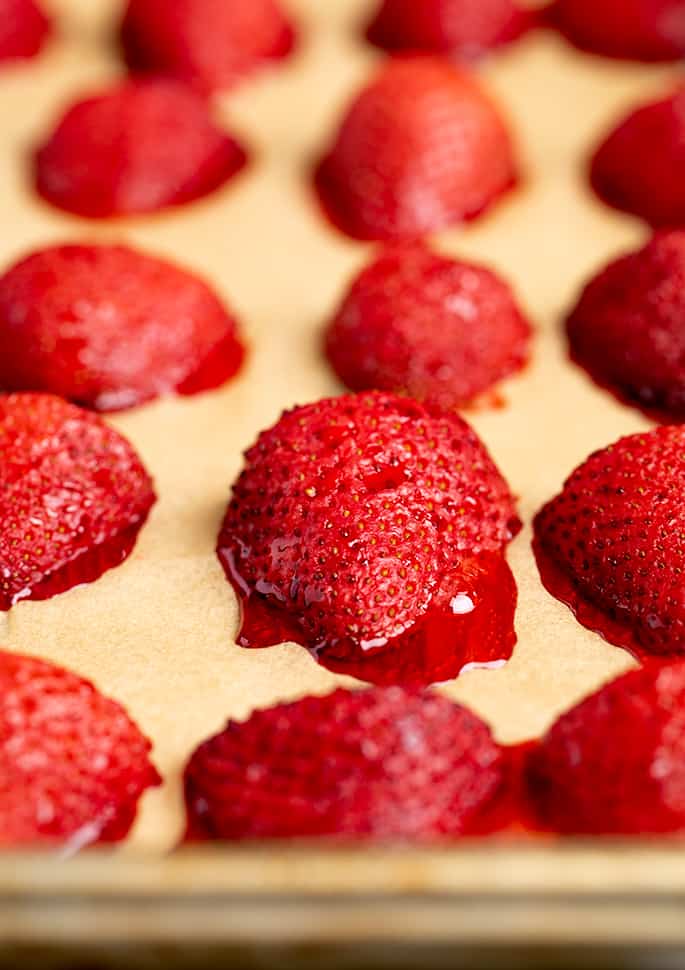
[0,0,678,854]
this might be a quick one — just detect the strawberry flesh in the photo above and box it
[184,687,516,840]
[366,0,532,58]
[0,393,156,610]
[526,662,685,833]
[313,56,517,241]
[549,0,685,61]
[121,0,295,94]
[34,79,247,219]
[567,231,685,422]
[0,244,245,411]
[0,648,160,846]
[325,241,531,410]
[590,85,685,227]
[533,426,685,660]
[218,391,520,685]
[0,0,49,62]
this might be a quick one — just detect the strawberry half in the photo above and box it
[217,391,520,686]
[121,0,295,94]
[566,231,685,422]
[533,427,685,660]
[526,662,685,833]
[0,648,160,847]
[0,244,245,412]
[324,242,531,410]
[313,56,517,241]
[590,85,685,227]
[0,393,155,610]
[366,0,532,58]
[0,0,50,63]
[185,687,515,840]
[34,79,247,219]
[549,0,685,61]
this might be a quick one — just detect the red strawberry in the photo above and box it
[34,79,247,219]
[324,242,531,410]
[0,649,160,847]
[366,0,532,58]
[185,687,516,840]
[0,0,50,62]
[313,57,516,241]
[549,0,685,61]
[533,427,685,660]
[566,231,685,421]
[121,0,295,94]
[0,393,155,611]
[217,391,520,686]
[590,85,685,227]
[526,662,685,833]
[0,244,245,412]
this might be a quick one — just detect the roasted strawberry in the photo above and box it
[0,244,245,411]
[549,0,685,61]
[0,393,155,610]
[217,391,520,685]
[313,57,516,240]
[526,663,685,833]
[366,0,532,58]
[34,79,247,219]
[121,0,295,94]
[566,231,685,421]
[185,687,515,840]
[590,85,685,226]
[324,242,531,410]
[0,649,160,846]
[533,426,685,660]
[0,0,49,63]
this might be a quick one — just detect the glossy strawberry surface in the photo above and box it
[566,231,685,421]
[526,663,685,833]
[0,648,160,846]
[121,0,295,94]
[325,242,531,410]
[0,244,245,411]
[590,86,685,226]
[366,0,532,58]
[185,687,515,839]
[549,0,685,61]
[34,79,247,219]
[0,393,155,610]
[218,391,519,685]
[314,57,516,240]
[534,427,685,659]
[0,0,49,62]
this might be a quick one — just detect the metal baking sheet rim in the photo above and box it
[0,844,685,945]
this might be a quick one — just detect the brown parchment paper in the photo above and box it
[0,0,677,852]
